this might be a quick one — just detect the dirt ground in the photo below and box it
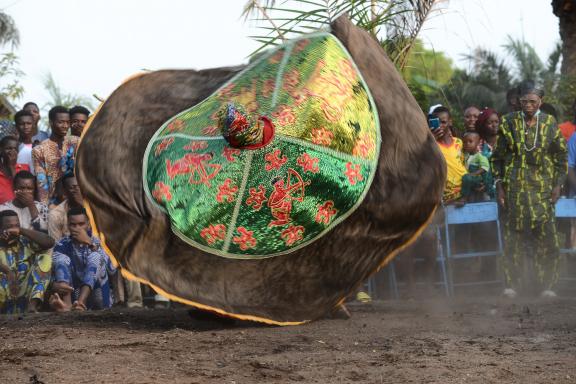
[1,297,575,384]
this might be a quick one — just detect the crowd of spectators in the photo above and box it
[427,84,575,299]
[0,104,148,315]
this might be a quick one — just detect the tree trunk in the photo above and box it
[554,0,576,77]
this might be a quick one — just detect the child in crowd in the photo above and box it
[455,131,492,206]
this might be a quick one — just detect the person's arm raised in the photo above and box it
[20,227,54,250]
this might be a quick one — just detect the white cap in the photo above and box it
[428,104,443,115]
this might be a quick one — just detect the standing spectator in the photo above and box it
[14,110,35,173]
[0,136,30,205]
[492,86,567,298]
[22,102,49,144]
[49,207,116,311]
[432,106,467,203]
[506,87,521,113]
[0,210,54,314]
[32,106,78,206]
[69,106,90,137]
[559,99,576,142]
[476,107,500,158]
[0,171,48,232]
[463,106,480,132]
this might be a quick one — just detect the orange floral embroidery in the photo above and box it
[296,153,319,173]
[268,50,284,64]
[200,224,226,245]
[265,149,288,171]
[283,70,299,92]
[183,141,208,152]
[338,59,357,82]
[316,201,337,224]
[293,38,310,53]
[311,127,334,146]
[281,225,305,246]
[166,119,185,132]
[262,79,275,98]
[272,105,296,126]
[155,137,174,157]
[152,182,172,203]
[202,125,219,136]
[352,133,375,158]
[216,178,238,203]
[222,147,241,162]
[345,162,363,185]
[246,185,268,211]
[218,83,236,98]
[233,227,257,250]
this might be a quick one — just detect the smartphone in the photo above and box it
[428,117,440,131]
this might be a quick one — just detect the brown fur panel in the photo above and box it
[76,17,446,323]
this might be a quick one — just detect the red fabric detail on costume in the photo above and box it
[238,117,275,150]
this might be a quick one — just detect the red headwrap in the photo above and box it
[475,107,498,133]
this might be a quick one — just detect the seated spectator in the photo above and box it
[0,210,54,314]
[455,131,492,206]
[22,102,49,145]
[559,98,576,142]
[14,110,35,173]
[0,171,48,232]
[431,105,467,202]
[0,136,30,205]
[49,207,116,311]
[475,107,500,158]
[32,106,78,206]
[69,106,90,137]
[463,106,480,132]
[48,173,83,241]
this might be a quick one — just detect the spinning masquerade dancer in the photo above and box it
[76,16,446,325]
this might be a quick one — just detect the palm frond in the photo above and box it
[0,11,20,48]
[502,35,544,83]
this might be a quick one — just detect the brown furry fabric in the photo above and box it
[76,16,446,323]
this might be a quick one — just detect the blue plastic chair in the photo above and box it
[443,202,504,296]
[386,224,450,299]
[555,198,576,284]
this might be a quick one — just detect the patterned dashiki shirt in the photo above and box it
[31,136,79,204]
[0,237,52,314]
[491,111,567,230]
[52,235,116,309]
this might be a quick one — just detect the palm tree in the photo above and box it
[552,0,576,77]
[0,10,19,48]
[242,0,438,69]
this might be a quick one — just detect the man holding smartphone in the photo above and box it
[430,106,466,203]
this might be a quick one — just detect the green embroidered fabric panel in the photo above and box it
[143,33,381,259]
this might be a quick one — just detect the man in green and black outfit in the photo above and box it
[491,86,567,298]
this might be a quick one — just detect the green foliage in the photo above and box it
[0,52,24,101]
[243,0,437,68]
[0,10,23,103]
[41,73,95,127]
[42,73,95,110]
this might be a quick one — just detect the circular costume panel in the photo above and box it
[144,34,381,258]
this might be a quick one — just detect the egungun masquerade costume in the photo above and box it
[76,17,446,325]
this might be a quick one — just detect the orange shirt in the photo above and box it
[559,121,576,141]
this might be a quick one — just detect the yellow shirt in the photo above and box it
[438,137,466,202]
